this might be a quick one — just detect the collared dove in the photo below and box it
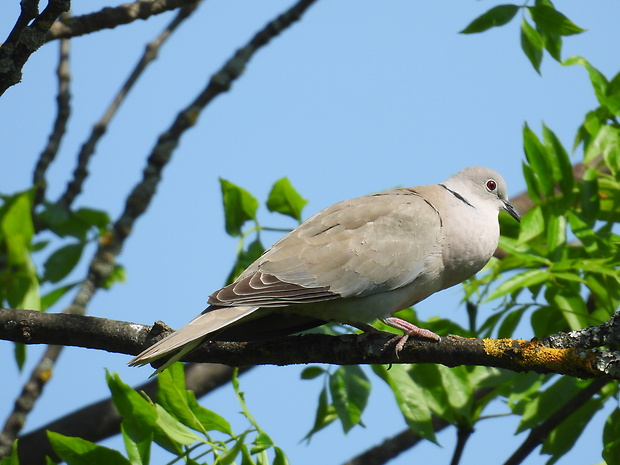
[130,166,520,373]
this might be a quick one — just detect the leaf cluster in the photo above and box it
[7,365,289,465]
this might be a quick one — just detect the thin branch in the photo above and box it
[343,388,494,465]
[503,379,608,465]
[45,0,198,42]
[0,0,70,95]
[342,419,450,465]
[1,309,619,379]
[3,0,40,45]
[57,1,201,210]
[33,23,72,209]
[451,427,473,465]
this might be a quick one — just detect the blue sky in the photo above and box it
[1,1,619,464]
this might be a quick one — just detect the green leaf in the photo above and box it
[520,18,543,74]
[521,161,542,203]
[527,6,585,36]
[14,343,25,371]
[410,365,473,426]
[372,365,437,443]
[580,167,600,226]
[542,386,604,460]
[155,404,202,446]
[487,269,549,301]
[43,242,85,283]
[121,422,151,465]
[226,238,264,284]
[498,307,525,338]
[549,291,588,331]
[540,30,562,62]
[460,5,520,34]
[517,377,580,433]
[605,71,620,116]
[546,213,566,259]
[157,364,207,435]
[0,439,19,465]
[329,366,370,433]
[41,282,79,310]
[273,446,290,465]
[603,408,620,465]
[304,386,338,440]
[300,366,326,380]
[219,178,259,237]
[523,123,554,196]
[74,208,111,231]
[1,191,34,266]
[47,431,131,465]
[106,371,158,443]
[38,203,90,240]
[563,56,609,107]
[518,205,546,243]
[266,178,308,222]
[585,125,620,175]
[542,124,574,201]
[102,264,127,290]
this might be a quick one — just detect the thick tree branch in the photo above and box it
[0,0,70,95]
[1,308,618,379]
[45,0,196,42]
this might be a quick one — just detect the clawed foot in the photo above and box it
[381,317,441,354]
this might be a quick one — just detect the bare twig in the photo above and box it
[33,24,72,208]
[0,0,70,95]
[45,0,197,42]
[503,379,608,465]
[57,2,201,209]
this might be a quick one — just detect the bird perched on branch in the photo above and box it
[130,166,520,374]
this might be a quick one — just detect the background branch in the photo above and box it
[45,0,196,42]
[33,24,71,209]
[57,2,201,210]
[503,379,608,465]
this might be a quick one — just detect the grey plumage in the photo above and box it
[129,166,520,374]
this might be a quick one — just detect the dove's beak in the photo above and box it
[502,199,521,222]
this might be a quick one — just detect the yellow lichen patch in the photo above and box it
[39,368,53,383]
[482,338,529,358]
[99,230,115,246]
[483,338,600,377]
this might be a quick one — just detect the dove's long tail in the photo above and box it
[128,305,260,375]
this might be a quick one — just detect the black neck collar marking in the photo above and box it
[439,183,475,209]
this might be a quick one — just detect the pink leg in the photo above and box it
[382,317,441,353]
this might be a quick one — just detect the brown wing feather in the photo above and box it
[208,188,442,308]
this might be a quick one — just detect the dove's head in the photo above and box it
[442,166,521,222]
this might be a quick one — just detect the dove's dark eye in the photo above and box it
[486,179,497,191]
